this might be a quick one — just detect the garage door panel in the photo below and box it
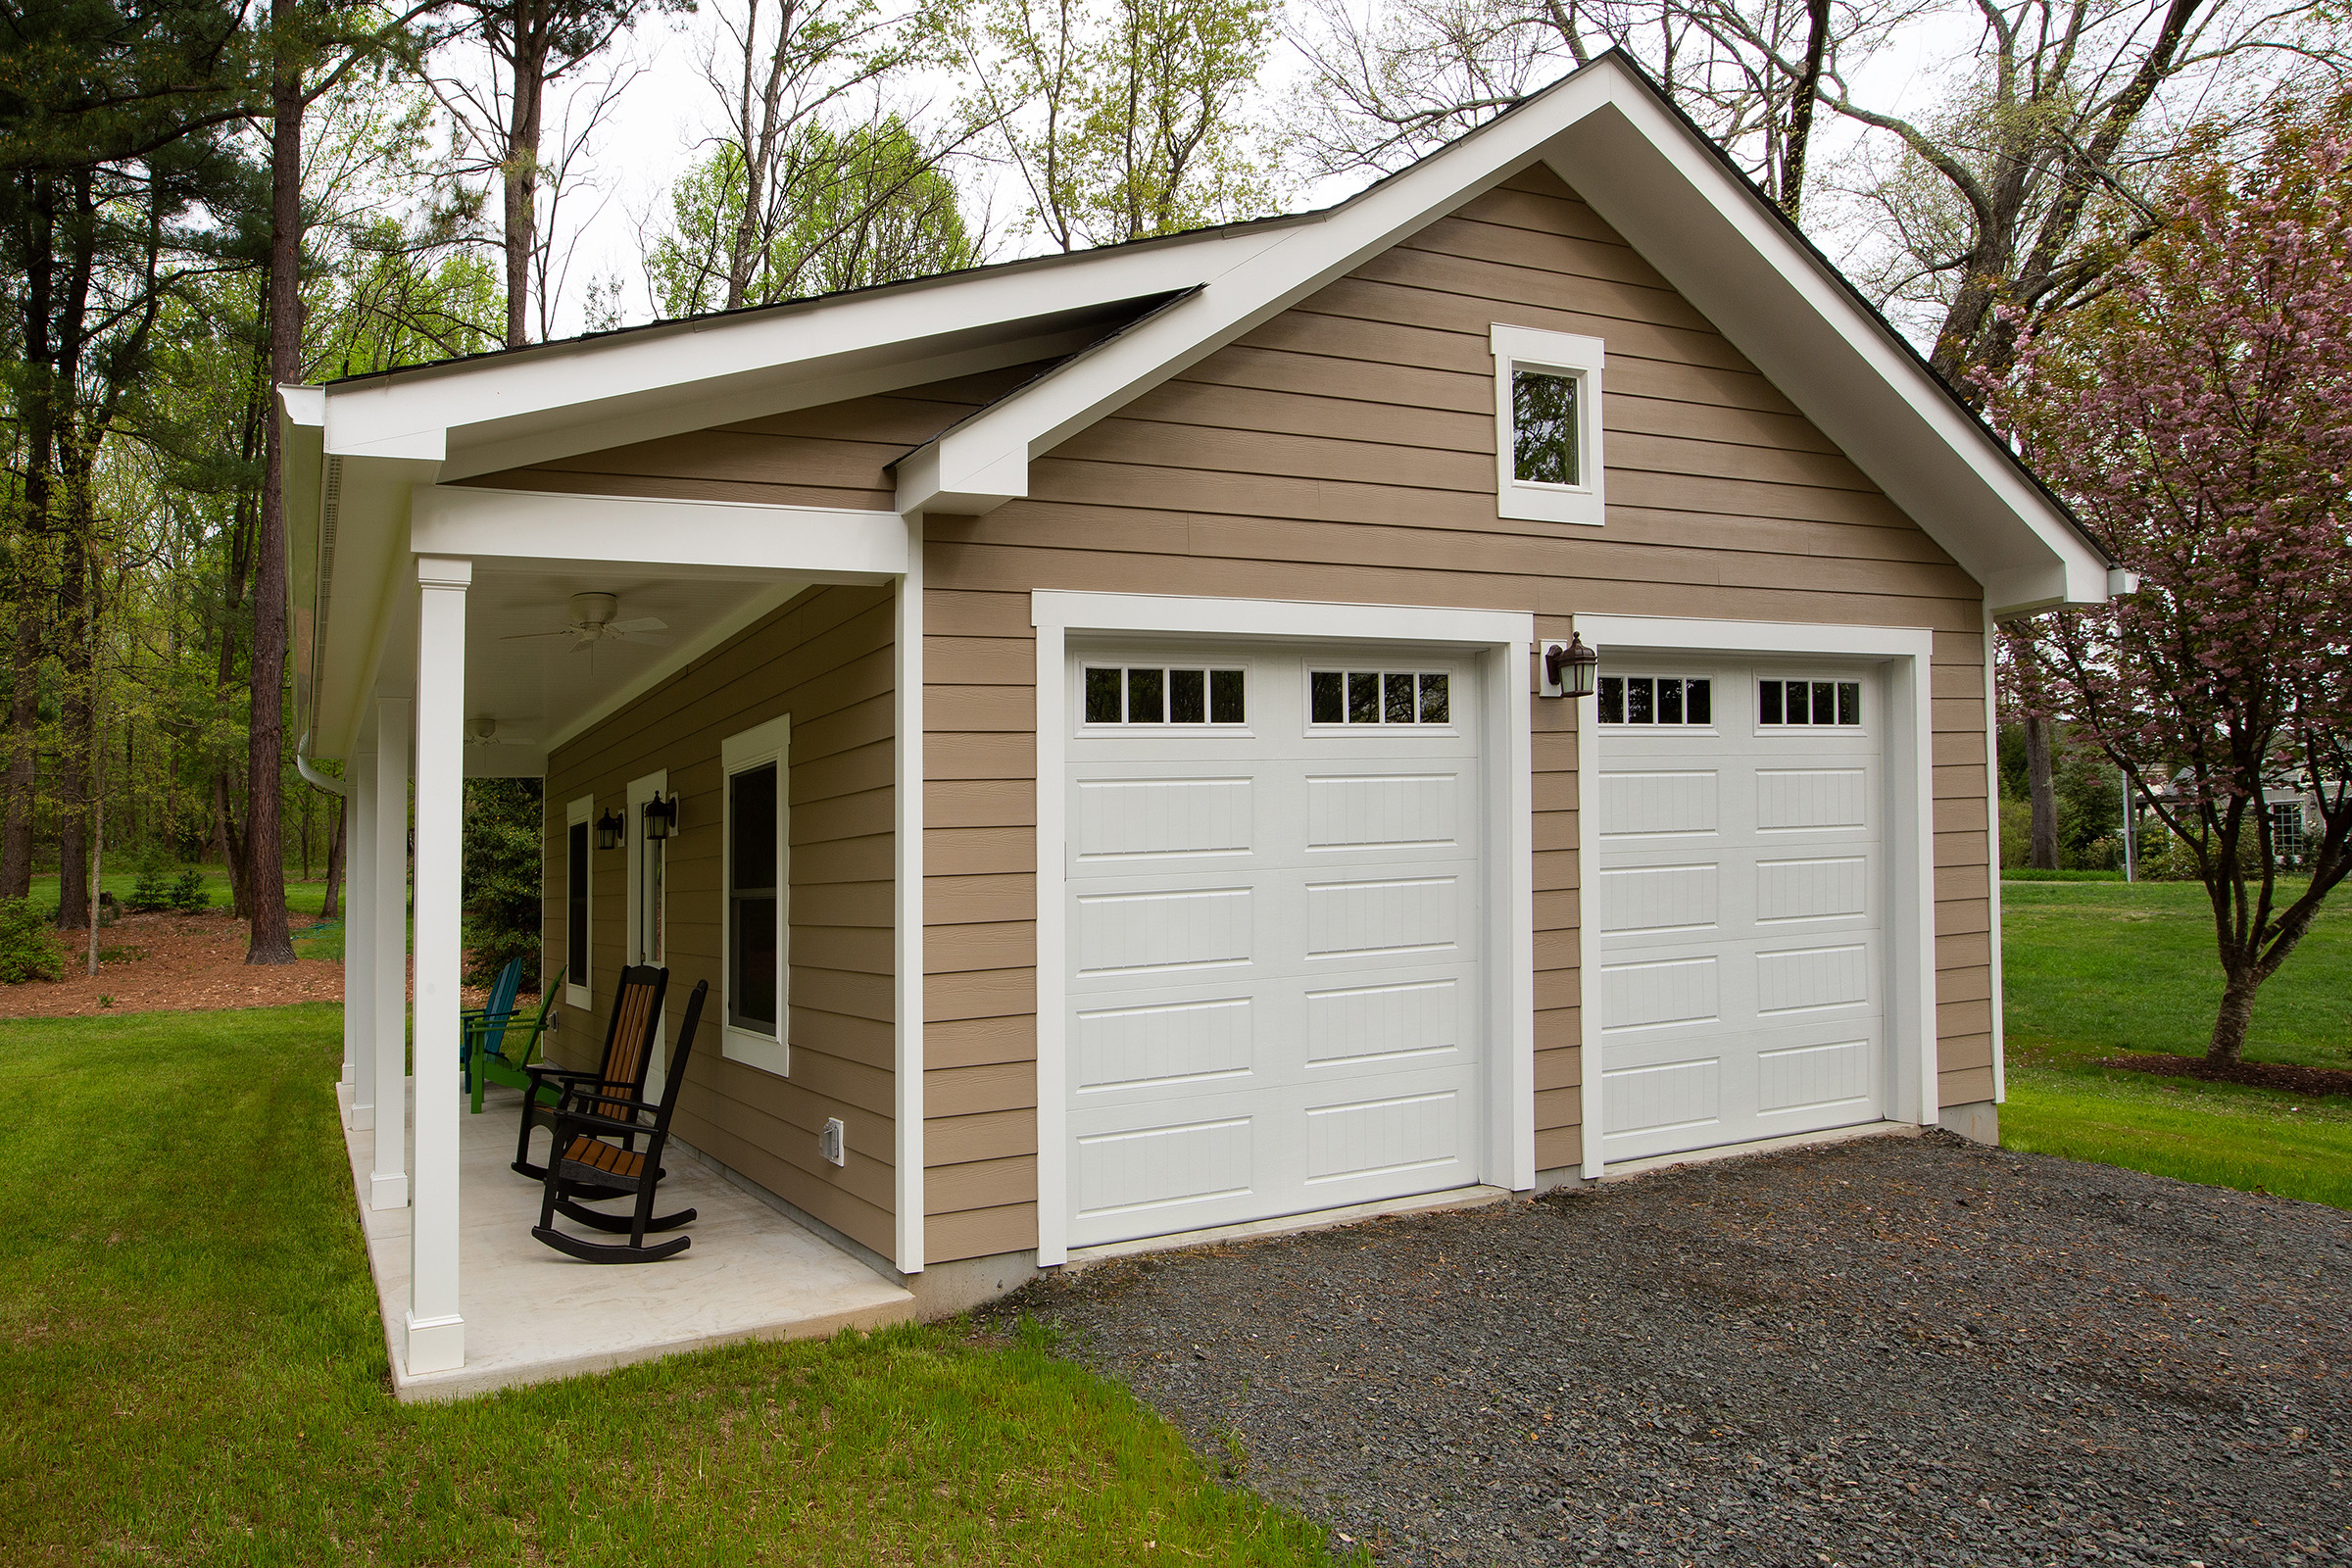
[1600,769,1719,838]
[1065,641,1489,1249]
[1073,774,1254,862]
[1598,658,1887,1166]
[1073,886,1254,978]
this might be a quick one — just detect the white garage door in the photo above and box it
[1597,660,1886,1162]
[1061,642,1487,1250]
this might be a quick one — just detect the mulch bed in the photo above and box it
[0,911,503,1019]
[2100,1050,2352,1101]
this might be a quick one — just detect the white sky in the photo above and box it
[497,3,1996,344]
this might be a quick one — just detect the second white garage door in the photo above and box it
[1596,659,1888,1163]
[1061,641,1489,1250]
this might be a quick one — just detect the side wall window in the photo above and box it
[564,795,593,1007]
[720,713,791,1077]
[1492,322,1606,525]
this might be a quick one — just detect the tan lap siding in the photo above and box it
[542,584,899,1257]
[918,163,1992,1259]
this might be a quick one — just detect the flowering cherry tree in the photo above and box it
[1989,108,2352,1065]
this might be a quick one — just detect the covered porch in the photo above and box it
[340,1078,911,1400]
[283,422,927,1396]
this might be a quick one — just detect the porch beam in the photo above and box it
[408,556,470,1377]
[369,699,410,1207]
[346,741,376,1132]
[408,486,906,580]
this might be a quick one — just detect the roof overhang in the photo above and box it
[890,53,2111,617]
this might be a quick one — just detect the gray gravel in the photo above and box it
[993,1133,2352,1566]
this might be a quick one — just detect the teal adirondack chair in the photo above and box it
[468,966,566,1114]
[459,959,523,1106]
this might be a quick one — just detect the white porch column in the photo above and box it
[369,700,411,1208]
[346,743,377,1131]
[407,556,470,1377]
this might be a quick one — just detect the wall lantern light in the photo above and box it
[1541,633,1599,699]
[595,808,625,851]
[642,790,678,841]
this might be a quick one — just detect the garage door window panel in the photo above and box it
[1309,669,1453,729]
[1759,679,1862,728]
[1599,675,1712,728]
[1084,663,1248,727]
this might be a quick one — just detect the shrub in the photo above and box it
[0,898,65,984]
[126,857,177,912]
[169,868,210,914]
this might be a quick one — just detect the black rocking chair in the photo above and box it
[513,963,668,1198]
[532,978,710,1264]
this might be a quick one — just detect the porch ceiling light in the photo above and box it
[642,790,678,841]
[1544,632,1599,699]
[596,808,625,851]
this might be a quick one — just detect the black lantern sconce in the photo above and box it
[642,790,678,841]
[595,808,625,851]
[1541,632,1599,699]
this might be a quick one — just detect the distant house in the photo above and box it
[282,52,2116,1386]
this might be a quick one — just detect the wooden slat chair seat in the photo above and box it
[533,979,710,1264]
[512,964,668,1198]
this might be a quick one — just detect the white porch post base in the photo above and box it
[348,1104,375,1132]
[403,1310,466,1377]
[369,700,411,1210]
[410,556,470,1372]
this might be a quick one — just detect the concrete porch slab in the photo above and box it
[341,1079,915,1401]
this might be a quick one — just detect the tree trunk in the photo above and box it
[0,605,39,900]
[53,528,89,931]
[2025,713,2060,870]
[502,17,551,347]
[212,767,246,913]
[320,796,344,920]
[247,54,303,964]
[1779,0,1832,220]
[2208,964,2260,1064]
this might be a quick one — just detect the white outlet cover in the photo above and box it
[819,1117,846,1167]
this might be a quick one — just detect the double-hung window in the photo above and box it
[564,796,593,1007]
[721,713,791,1076]
[1492,323,1605,525]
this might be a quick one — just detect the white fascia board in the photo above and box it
[1544,93,2111,612]
[408,485,907,580]
[901,69,1629,515]
[318,233,1285,469]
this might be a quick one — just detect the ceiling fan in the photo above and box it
[501,592,671,654]
[466,715,540,748]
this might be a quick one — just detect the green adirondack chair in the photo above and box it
[459,959,522,1111]
[467,965,565,1113]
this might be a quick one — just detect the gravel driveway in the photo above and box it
[998,1133,2351,1567]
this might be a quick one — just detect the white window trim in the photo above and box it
[1493,323,1606,526]
[720,713,792,1078]
[1570,613,1939,1182]
[564,795,593,1008]
[1032,590,1537,1268]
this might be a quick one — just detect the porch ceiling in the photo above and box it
[460,564,800,776]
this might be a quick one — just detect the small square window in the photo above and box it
[1418,673,1449,724]
[1348,672,1380,724]
[1658,678,1684,725]
[1210,669,1246,724]
[1310,669,1343,725]
[1085,667,1121,724]
[1626,677,1654,725]
[1127,667,1164,723]
[1512,369,1580,486]
[1384,673,1416,724]
[1599,676,1624,725]
[1169,668,1206,723]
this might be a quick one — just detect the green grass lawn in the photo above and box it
[2000,877,2352,1207]
[0,1005,1345,1566]
[24,866,338,920]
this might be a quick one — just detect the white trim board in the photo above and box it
[893,516,926,1276]
[1570,612,1943,1169]
[719,712,792,1080]
[1030,590,1537,1268]
[564,795,594,1009]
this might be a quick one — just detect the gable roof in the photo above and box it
[290,50,2112,615]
